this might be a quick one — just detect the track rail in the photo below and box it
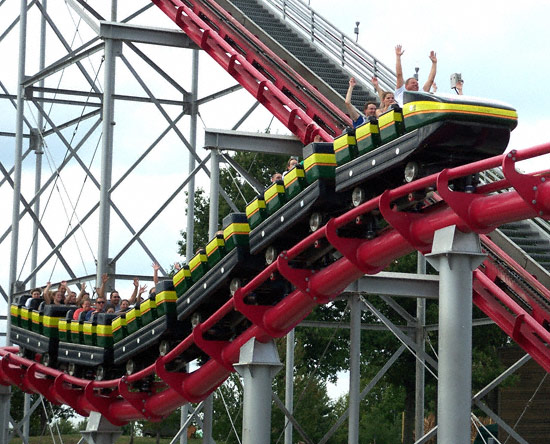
[475,235,550,371]
[151,0,352,144]
[1,144,550,423]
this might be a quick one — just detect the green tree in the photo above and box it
[52,417,76,434]
[178,151,288,258]
[10,387,75,436]
[140,409,181,444]
[212,374,243,444]
[294,252,511,444]
[272,338,339,444]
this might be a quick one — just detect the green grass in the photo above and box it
[10,435,205,444]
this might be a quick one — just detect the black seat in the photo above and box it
[14,294,31,306]
[43,304,73,318]
[27,298,44,310]
[97,313,118,325]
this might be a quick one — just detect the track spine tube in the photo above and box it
[84,382,127,426]
[324,219,386,275]
[437,169,494,233]
[53,374,91,417]
[117,377,162,421]
[192,324,233,371]
[378,190,433,253]
[502,150,550,218]
[233,288,281,338]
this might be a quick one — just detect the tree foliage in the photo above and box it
[212,374,243,444]
[10,387,75,436]
[140,409,181,442]
[272,338,339,444]
[178,151,288,258]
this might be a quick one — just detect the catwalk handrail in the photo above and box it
[2,143,550,422]
[263,0,397,91]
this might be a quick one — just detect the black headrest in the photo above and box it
[14,295,31,306]
[96,313,118,325]
[28,298,44,310]
[43,305,73,317]
[155,279,175,293]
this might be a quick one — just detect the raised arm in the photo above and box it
[395,45,405,90]
[152,263,160,289]
[138,284,148,300]
[97,273,108,299]
[371,76,385,103]
[59,281,68,297]
[76,282,87,306]
[344,77,360,122]
[422,50,437,92]
[43,281,52,304]
[128,277,139,306]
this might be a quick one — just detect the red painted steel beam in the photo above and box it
[473,271,550,372]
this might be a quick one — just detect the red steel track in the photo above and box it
[151,0,352,144]
[1,144,550,424]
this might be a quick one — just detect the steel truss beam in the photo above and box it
[64,0,101,33]
[28,86,187,107]
[110,153,211,265]
[0,2,211,293]
[0,118,101,246]
[34,0,101,94]
[0,149,33,188]
[219,152,264,196]
[0,0,37,44]
[414,354,532,444]
[345,271,439,299]
[360,295,439,372]
[0,80,34,130]
[347,270,530,444]
[171,401,204,443]
[22,40,104,89]
[204,128,302,156]
[8,395,42,442]
[319,345,407,444]
[32,100,164,270]
[1,3,247,288]
[0,163,78,289]
[337,288,531,444]
[99,21,198,48]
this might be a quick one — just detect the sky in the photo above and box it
[0,0,549,368]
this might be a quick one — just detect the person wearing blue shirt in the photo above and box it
[345,77,378,128]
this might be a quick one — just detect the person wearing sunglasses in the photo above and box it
[84,298,106,321]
